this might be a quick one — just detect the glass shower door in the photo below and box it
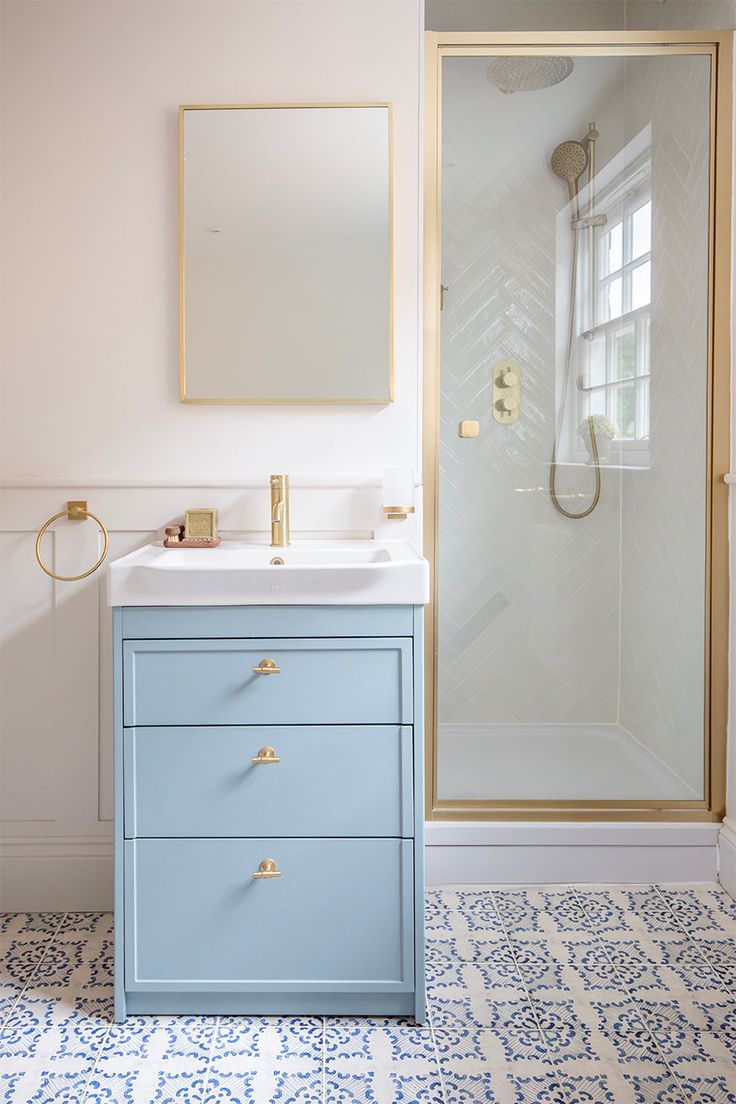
[431,44,727,814]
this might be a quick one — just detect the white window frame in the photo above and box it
[577,158,651,464]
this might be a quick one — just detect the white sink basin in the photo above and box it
[107,539,429,606]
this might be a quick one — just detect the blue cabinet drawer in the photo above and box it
[124,837,414,992]
[123,638,412,727]
[124,725,413,838]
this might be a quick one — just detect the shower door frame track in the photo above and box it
[423,31,733,822]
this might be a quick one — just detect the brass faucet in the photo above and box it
[270,474,290,547]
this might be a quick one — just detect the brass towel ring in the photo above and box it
[35,501,109,582]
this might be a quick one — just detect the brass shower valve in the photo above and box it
[492,360,521,424]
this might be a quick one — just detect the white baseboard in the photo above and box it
[718,818,736,899]
[426,822,720,885]
[0,837,113,911]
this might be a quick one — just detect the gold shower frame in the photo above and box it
[423,31,733,822]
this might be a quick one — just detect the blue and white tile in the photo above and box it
[570,890,637,934]
[695,997,736,1034]
[619,888,693,936]
[50,996,112,1060]
[0,937,53,989]
[2,887,736,1104]
[538,889,597,935]
[661,885,736,936]
[148,1071,209,1103]
[216,1016,322,1063]
[433,1027,557,1102]
[0,1072,24,1102]
[679,1073,736,1103]
[491,890,542,934]
[325,1015,441,1104]
[26,1071,91,1102]
[56,913,113,936]
[203,1016,323,1104]
[93,1016,218,1103]
[507,1071,569,1103]
[453,891,505,935]
[0,995,56,1060]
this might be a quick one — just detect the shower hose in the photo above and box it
[548,222,601,519]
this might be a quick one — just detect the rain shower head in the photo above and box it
[551,139,588,203]
[486,55,574,94]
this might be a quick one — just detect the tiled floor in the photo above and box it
[1,885,736,1103]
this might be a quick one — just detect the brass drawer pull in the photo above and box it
[252,746,280,765]
[252,658,281,675]
[252,858,281,879]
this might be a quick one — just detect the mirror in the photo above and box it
[180,104,393,403]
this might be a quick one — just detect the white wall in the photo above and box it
[0,0,422,482]
[0,0,423,909]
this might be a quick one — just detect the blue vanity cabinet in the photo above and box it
[113,605,425,1023]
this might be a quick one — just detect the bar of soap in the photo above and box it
[184,508,218,541]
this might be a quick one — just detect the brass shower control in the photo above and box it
[492,360,521,424]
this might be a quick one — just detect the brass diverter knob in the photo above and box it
[492,360,521,424]
[252,658,280,675]
[252,858,281,879]
[252,746,280,764]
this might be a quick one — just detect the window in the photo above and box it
[579,177,651,447]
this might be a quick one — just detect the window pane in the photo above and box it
[637,377,650,440]
[585,333,606,387]
[607,277,622,320]
[604,222,623,274]
[632,201,651,259]
[639,315,651,378]
[615,381,636,439]
[631,260,651,309]
[614,325,635,380]
[587,388,606,419]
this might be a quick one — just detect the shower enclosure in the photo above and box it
[424,32,731,820]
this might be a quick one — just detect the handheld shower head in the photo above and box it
[551,140,588,206]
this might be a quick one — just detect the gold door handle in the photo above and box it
[252,659,280,675]
[252,858,281,879]
[252,746,280,764]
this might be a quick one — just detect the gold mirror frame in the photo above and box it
[179,102,394,405]
[423,31,733,821]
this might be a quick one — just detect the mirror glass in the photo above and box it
[180,104,392,403]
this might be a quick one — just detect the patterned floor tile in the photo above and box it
[504,1070,568,1102]
[492,891,542,934]
[679,1073,736,1103]
[434,1026,549,1066]
[326,1016,434,1063]
[0,937,54,989]
[326,1015,441,1102]
[621,1070,689,1103]
[453,892,505,935]
[0,995,57,1059]
[215,1016,321,1062]
[27,1071,91,1103]
[150,1072,209,1103]
[1,886,736,1104]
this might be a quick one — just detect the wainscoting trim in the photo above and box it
[0,836,114,911]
